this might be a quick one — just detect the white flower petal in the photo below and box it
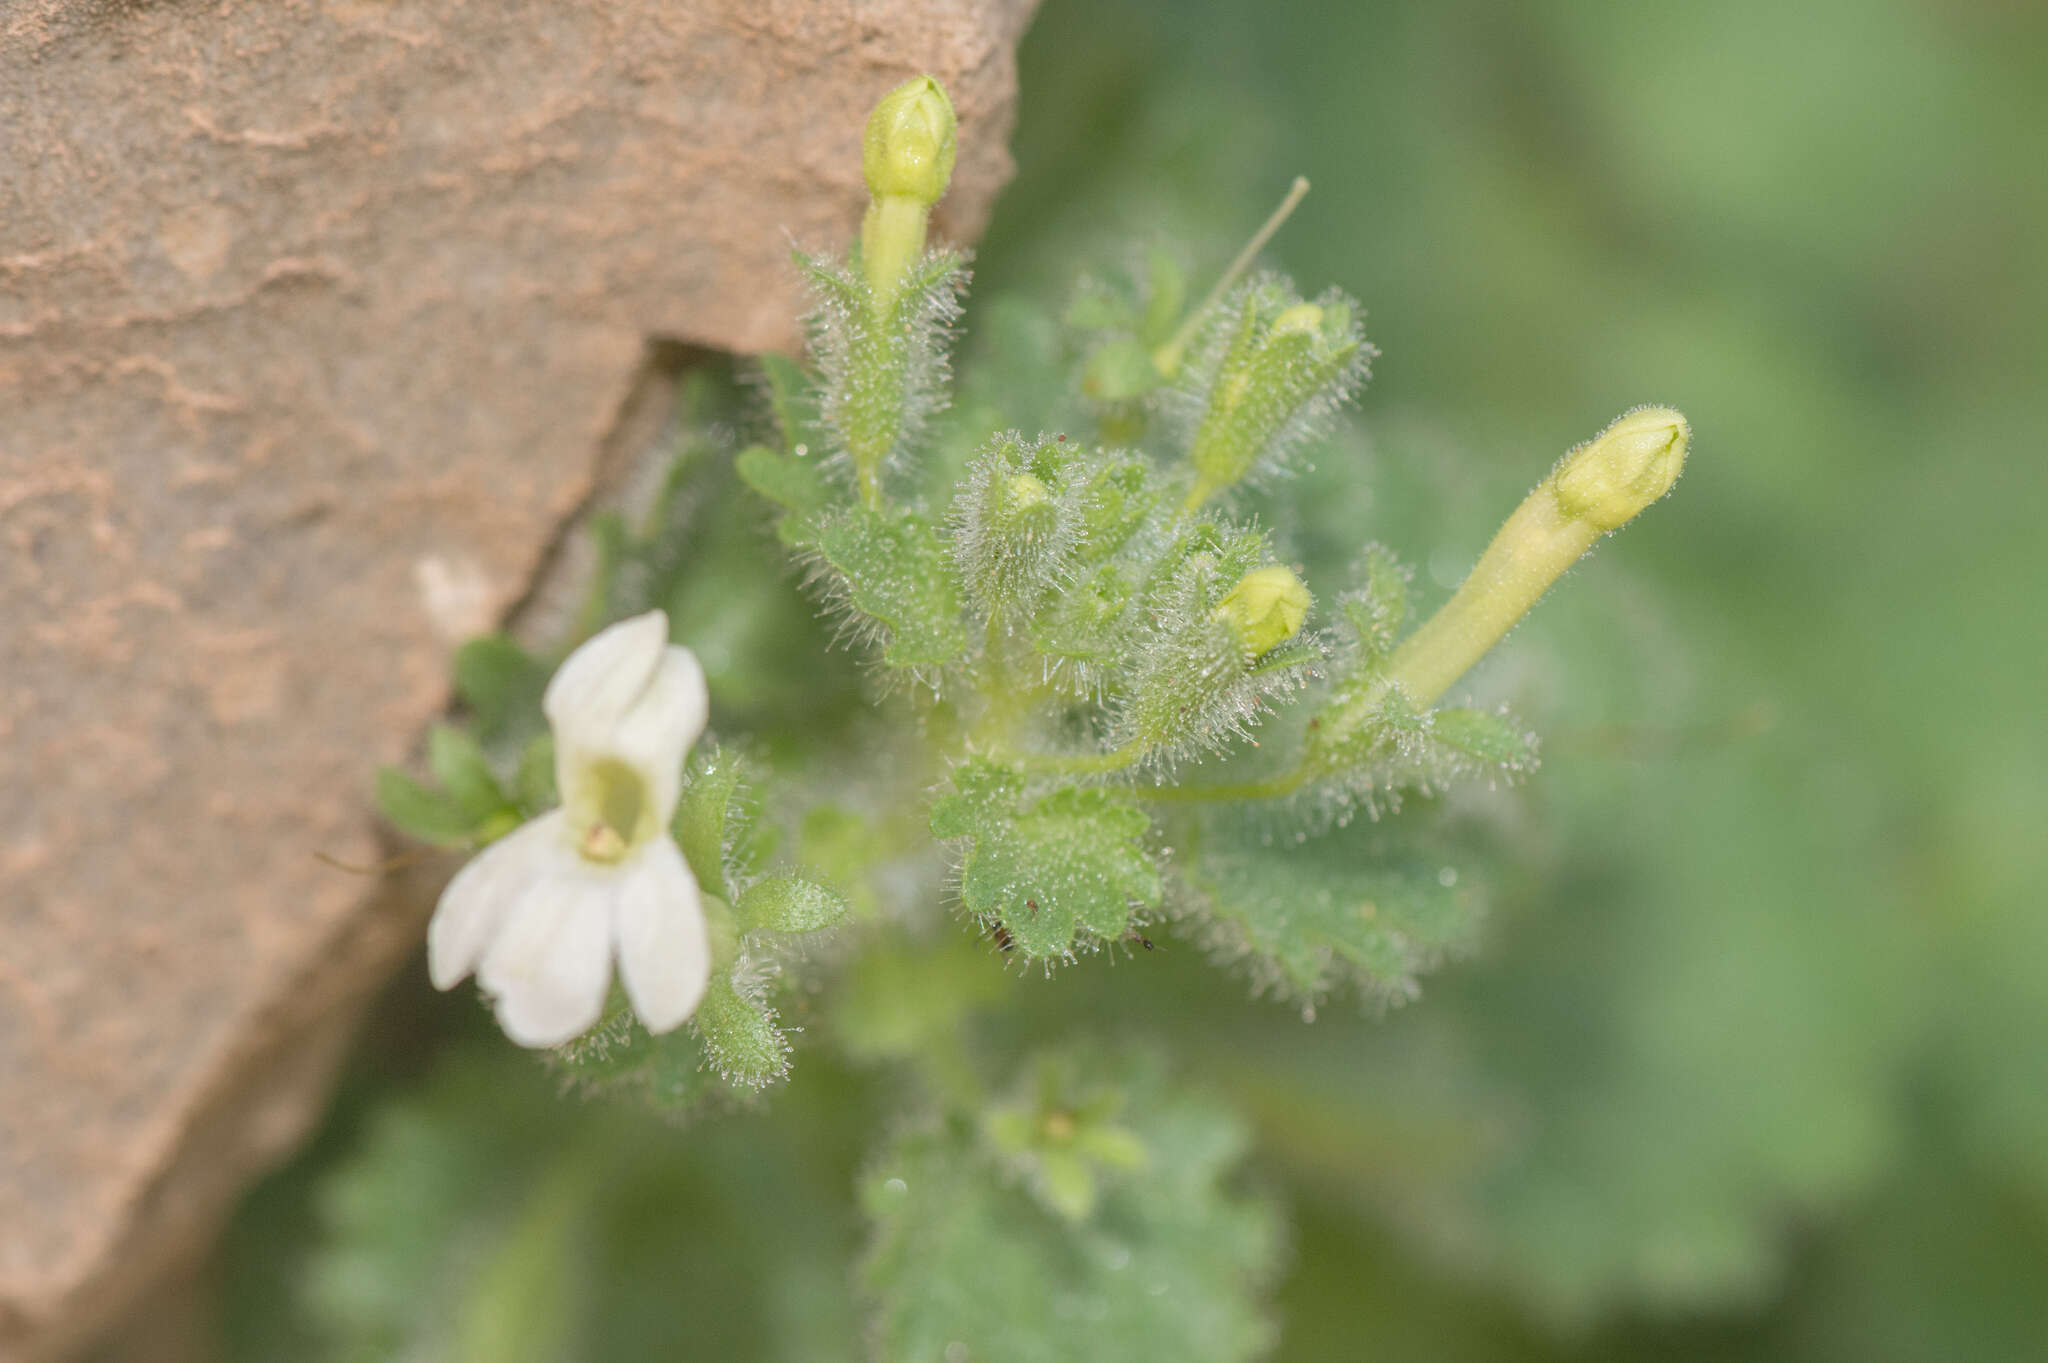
[606,646,707,828]
[426,811,570,991]
[613,837,711,1034]
[543,610,670,748]
[477,865,616,1048]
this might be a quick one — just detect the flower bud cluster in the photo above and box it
[1169,276,1373,508]
[1114,526,1321,766]
[951,433,1093,617]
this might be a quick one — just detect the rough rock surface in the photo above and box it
[0,2,1036,1357]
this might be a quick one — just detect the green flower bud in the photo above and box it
[862,75,957,206]
[1183,282,1368,510]
[859,76,959,314]
[1551,406,1691,531]
[1374,407,1691,707]
[1266,302,1324,337]
[1213,564,1311,656]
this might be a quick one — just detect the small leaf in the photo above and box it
[452,634,551,741]
[810,505,968,668]
[550,1009,722,1113]
[671,746,765,902]
[1183,814,1481,1006]
[733,875,849,936]
[375,766,474,847]
[930,761,1162,960]
[694,975,790,1089]
[1430,707,1539,773]
[757,352,824,457]
[428,725,508,823]
[1338,543,1412,663]
[736,443,831,537]
[860,1049,1280,1363]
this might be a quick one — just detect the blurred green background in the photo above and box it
[204,1,2048,1359]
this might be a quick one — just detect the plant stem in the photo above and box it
[1153,176,1311,379]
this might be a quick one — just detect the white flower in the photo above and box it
[427,610,712,1048]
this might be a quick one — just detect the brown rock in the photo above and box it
[0,2,1037,1357]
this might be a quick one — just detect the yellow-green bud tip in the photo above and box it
[1268,302,1325,337]
[1003,472,1050,511]
[863,75,957,206]
[1551,405,1690,532]
[1214,564,1311,656]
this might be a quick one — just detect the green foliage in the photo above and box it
[294,21,2046,1361]
[670,743,772,903]
[373,765,477,848]
[1336,544,1411,666]
[695,972,794,1089]
[303,1053,590,1362]
[931,760,1163,960]
[427,724,512,826]
[861,1049,1281,1363]
[452,634,552,745]
[807,503,970,669]
[799,249,968,492]
[1181,813,1483,1008]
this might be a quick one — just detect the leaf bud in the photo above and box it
[1213,564,1311,657]
[1550,405,1690,531]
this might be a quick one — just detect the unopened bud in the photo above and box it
[1267,302,1324,337]
[1376,406,1692,707]
[993,471,1053,533]
[1551,406,1690,531]
[1214,564,1311,656]
[863,75,957,206]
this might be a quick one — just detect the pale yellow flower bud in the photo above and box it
[1214,564,1312,657]
[1551,406,1690,531]
[859,76,959,311]
[862,75,957,205]
[1266,302,1325,337]
[1380,408,1690,706]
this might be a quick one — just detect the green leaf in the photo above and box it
[427,724,508,823]
[306,1051,587,1359]
[1183,814,1482,1007]
[734,875,850,936]
[514,733,557,816]
[757,352,825,457]
[861,1049,1280,1363]
[671,745,766,903]
[549,1009,721,1113]
[452,634,551,742]
[1429,707,1539,773]
[1338,543,1412,663]
[930,761,1162,960]
[810,505,968,668]
[736,443,832,540]
[375,766,474,847]
[694,974,790,1089]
